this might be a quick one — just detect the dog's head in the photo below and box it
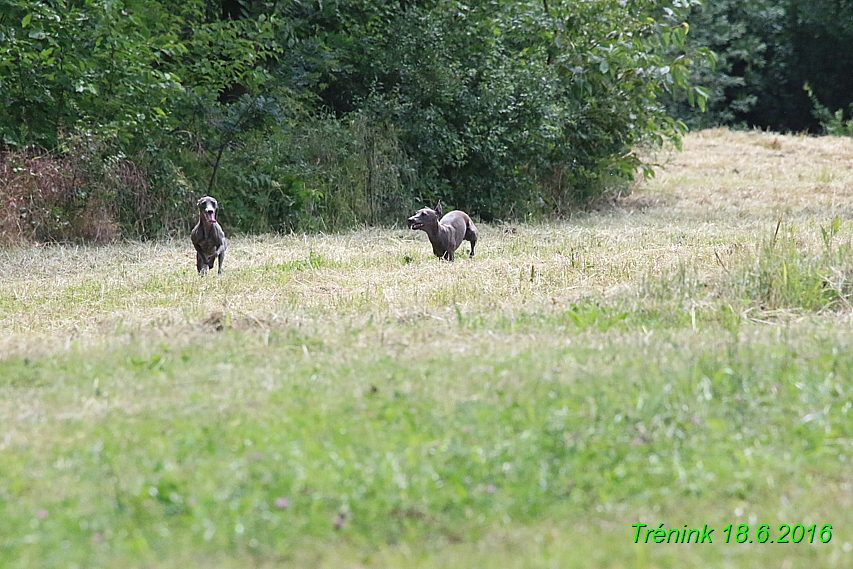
[197,196,219,224]
[407,202,442,231]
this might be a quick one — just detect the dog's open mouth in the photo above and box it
[204,211,217,224]
[409,222,423,230]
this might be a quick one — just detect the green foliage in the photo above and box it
[0,0,186,148]
[1,0,709,238]
[321,0,710,218]
[773,0,853,131]
[671,0,853,132]
[663,0,781,128]
[805,84,853,137]
[174,108,416,233]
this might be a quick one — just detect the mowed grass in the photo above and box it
[3,128,853,568]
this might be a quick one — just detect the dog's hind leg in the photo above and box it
[466,227,478,258]
[217,250,225,274]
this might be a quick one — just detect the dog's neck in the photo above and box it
[421,218,445,238]
[198,215,217,236]
[421,219,452,253]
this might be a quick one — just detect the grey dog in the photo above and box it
[191,196,227,275]
[407,202,478,261]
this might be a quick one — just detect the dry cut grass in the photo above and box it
[2,128,853,357]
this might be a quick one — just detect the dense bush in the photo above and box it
[0,136,195,243]
[304,0,711,219]
[0,143,119,243]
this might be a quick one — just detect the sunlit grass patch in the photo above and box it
[2,323,852,568]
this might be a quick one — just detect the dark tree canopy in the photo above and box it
[669,0,853,133]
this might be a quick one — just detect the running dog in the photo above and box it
[407,202,478,261]
[191,196,227,275]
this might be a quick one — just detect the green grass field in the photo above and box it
[3,128,853,568]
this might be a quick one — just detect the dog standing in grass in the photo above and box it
[191,196,227,275]
[407,202,478,261]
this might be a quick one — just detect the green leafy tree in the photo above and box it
[289,0,711,218]
[0,0,186,148]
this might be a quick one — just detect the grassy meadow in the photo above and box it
[3,128,853,568]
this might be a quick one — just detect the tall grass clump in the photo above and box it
[630,219,853,329]
[722,221,853,313]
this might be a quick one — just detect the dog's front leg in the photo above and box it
[194,246,209,275]
[197,254,209,275]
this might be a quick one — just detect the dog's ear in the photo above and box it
[197,197,205,206]
[435,201,442,218]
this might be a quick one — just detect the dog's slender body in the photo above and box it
[191,196,227,275]
[407,202,477,261]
